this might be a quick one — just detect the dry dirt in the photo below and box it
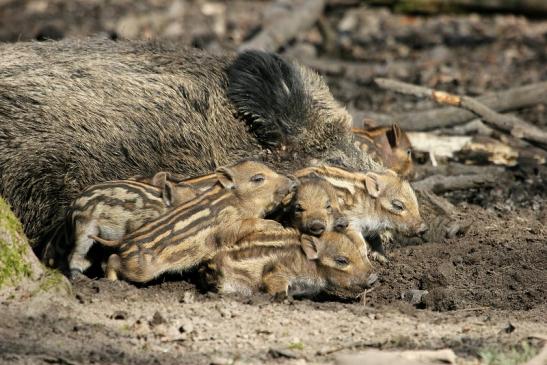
[1,172,545,365]
[0,1,546,364]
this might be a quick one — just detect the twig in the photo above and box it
[412,174,498,194]
[239,0,326,53]
[452,306,489,312]
[316,340,383,356]
[358,286,376,306]
[356,81,547,131]
[375,78,547,148]
[359,0,547,15]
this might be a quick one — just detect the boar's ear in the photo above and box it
[363,172,387,198]
[301,234,323,260]
[215,167,236,190]
[386,123,402,148]
[227,50,307,149]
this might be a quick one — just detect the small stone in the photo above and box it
[111,310,127,320]
[219,308,232,318]
[75,294,85,304]
[180,291,195,304]
[502,322,516,334]
[150,311,166,326]
[269,347,299,359]
[131,318,150,338]
[179,322,194,334]
[401,289,429,306]
[367,273,379,286]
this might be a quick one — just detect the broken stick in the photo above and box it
[375,78,547,148]
[355,81,547,131]
[412,174,498,194]
[239,0,326,53]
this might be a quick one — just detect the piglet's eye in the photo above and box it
[295,204,304,212]
[406,149,412,157]
[334,256,349,266]
[250,174,265,183]
[325,203,332,210]
[391,199,405,211]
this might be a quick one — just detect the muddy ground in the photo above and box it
[0,1,546,364]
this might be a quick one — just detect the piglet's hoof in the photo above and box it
[370,251,389,264]
[69,269,87,281]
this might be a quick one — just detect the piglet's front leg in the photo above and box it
[262,270,290,298]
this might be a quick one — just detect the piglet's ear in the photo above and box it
[152,172,175,207]
[386,123,402,148]
[161,181,175,207]
[364,172,387,198]
[151,171,168,188]
[301,234,321,260]
[215,167,236,190]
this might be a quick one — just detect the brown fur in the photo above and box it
[93,161,296,283]
[66,173,198,275]
[353,124,414,178]
[289,176,348,236]
[210,228,373,299]
[295,165,426,257]
[0,39,378,255]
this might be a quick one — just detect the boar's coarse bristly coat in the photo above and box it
[0,39,377,252]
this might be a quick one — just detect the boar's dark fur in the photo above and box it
[0,39,376,257]
[228,50,307,146]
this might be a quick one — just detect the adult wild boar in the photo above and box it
[0,39,375,252]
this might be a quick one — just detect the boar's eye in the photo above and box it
[391,199,405,211]
[295,203,304,212]
[250,174,265,183]
[325,202,332,210]
[406,149,412,158]
[334,256,349,266]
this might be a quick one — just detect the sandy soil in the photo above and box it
[1,196,545,364]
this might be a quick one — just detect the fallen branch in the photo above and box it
[417,162,505,178]
[375,78,547,148]
[354,81,547,131]
[336,348,457,365]
[412,174,498,194]
[316,340,383,356]
[360,0,547,15]
[299,57,415,84]
[239,0,326,52]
